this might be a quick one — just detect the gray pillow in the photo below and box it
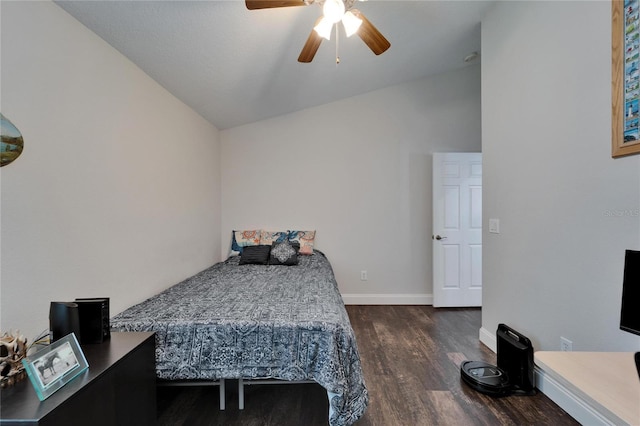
[239,245,271,265]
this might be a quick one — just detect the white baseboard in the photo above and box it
[479,326,497,353]
[341,293,433,305]
[534,366,617,426]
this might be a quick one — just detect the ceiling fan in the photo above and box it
[245,0,390,63]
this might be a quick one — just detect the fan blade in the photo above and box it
[298,19,323,63]
[351,9,390,55]
[246,0,307,10]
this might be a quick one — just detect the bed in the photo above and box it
[110,249,368,425]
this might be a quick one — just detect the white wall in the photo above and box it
[221,65,481,301]
[482,1,640,352]
[0,1,221,342]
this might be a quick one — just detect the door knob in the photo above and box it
[433,235,447,241]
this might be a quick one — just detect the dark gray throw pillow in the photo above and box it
[239,245,271,265]
[269,241,299,266]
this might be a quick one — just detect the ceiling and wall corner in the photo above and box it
[54,0,494,130]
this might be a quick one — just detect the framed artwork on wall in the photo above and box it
[612,0,640,157]
[0,113,24,167]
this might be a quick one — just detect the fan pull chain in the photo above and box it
[335,24,340,65]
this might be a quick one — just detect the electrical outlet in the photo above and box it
[360,270,368,281]
[560,336,572,352]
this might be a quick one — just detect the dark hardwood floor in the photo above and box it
[157,306,578,425]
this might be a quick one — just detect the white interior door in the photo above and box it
[432,153,482,307]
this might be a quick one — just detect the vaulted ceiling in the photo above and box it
[55,1,493,130]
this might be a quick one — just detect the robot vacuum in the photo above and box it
[460,324,536,397]
[460,360,512,396]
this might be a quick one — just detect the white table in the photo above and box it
[535,351,640,426]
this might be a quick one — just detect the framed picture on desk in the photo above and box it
[22,333,88,401]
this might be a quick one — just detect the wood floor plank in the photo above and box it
[419,390,476,425]
[157,306,579,425]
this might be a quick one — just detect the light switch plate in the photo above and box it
[489,218,500,234]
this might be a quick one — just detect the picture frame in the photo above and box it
[612,0,640,157]
[22,333,88,401]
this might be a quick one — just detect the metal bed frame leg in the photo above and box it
[219,378,225,410]
[158,379,226,411]
[238,378,244,410]
[233,378,316,410]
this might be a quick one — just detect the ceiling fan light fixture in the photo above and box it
[245,0,389,63]
[314,16,334,40]
[322,0,345,24]
[342,10,362,37]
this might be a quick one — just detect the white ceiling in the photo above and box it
[55,0,494,130]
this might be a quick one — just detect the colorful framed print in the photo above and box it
[22,333,88,401]
[0,113,24,167]
[613,0,640,157]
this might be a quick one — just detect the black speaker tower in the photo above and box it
[75,297,110,344]
[49,301,81,342]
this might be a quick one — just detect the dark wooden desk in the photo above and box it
[0,332,156,426]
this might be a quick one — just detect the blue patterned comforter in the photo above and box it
[110,251,368,425]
